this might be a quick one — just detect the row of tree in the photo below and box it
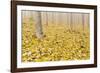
[22,11,90,39]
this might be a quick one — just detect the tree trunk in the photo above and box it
[52,12,54,25]
[34,11,43,39]
[82,13,85,31]
[70,12,73,30]
[46,12,48,25]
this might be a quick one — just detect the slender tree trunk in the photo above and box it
[30,11,33,19]
[70,12,73,30]
[34,11,43,39]
[54,12,57,25]
[46,12,48,25]
[88,14,90,28]
[82,13,85,31]
[59,13,61,25]
[52,12,54,25]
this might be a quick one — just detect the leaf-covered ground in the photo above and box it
[22,19,90,62]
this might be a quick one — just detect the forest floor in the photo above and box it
[22,20,90,62]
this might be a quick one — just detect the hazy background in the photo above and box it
[22,11,89,31]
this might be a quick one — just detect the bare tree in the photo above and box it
[46,12,48,25]
[66,13,71,29]
[52,12,54,25]
[82,13,85,31]
[58,13,61,25]
[54,12,57,25]
[34,11,43,39]
[30,11,33,19]
[70,12,73,30]
[87,14,90,28]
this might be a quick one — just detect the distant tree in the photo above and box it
[58,13,61,25]
[46,12,48,25]
[52,12,54,25]
[54,12,57,25]
[82,13,85,31]
[65,13,68,25]
[34,11,43,39]
[70,12,73,30]
[87,14,90,28]
[30,11,34,22]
